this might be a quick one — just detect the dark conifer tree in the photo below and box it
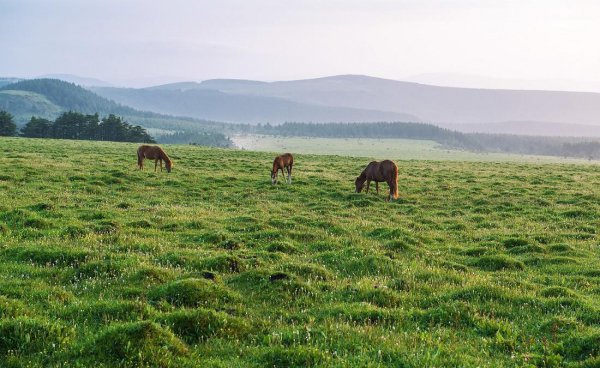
[20,117,52,138]
[0,110,17,136]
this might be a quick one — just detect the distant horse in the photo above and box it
[355,160,398,201]
[271,153,294,184]
[137,145,173,173]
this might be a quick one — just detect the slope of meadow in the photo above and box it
[0,137,599,367]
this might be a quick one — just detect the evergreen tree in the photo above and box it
[127,125,156,143]
[17,111,155,143]
[99,114,128,141]
[82,113,100,140]
[53,111,81,139]
[20,116,52,138]
[0,110,17,136]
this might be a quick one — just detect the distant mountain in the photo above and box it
[144,81,203,91]
[195,75,600,126]
[145,79,267,92]
[38,74,113,87]
[90,86,420,124]
[93,74,600,136]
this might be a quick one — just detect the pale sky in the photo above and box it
[2,0,600,90]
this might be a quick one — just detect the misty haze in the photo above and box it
[1,1,600,367]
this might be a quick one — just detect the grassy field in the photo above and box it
[1,137,600,367]
[231,134,594,163]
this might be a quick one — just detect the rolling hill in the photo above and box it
[0,89,63,118]
[0,79,222,130]
[0,79,141,120]
[90,86,420,124]
[0,79,233,146]
[37,74,114,87]
[95,75,600,135]
[194,75,600,127]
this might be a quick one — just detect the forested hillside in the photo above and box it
[0,79,232,147]
[0,79,139,117]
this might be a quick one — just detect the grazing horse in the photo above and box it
[355,160,399,201]
[271,153,294,184]
[137,145,173,173]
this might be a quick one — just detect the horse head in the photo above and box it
[355,175,366,193]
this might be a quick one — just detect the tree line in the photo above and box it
[252,122,482,150]
[250,121,600,160]
[469,133,600,160]
[3,111,600,159]
[0,110,155,143]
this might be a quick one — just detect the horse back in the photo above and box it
[365,160,396,181]
[138,145,164,160]
[274,153,293,168]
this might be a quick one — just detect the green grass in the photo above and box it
[232,134,595,163]
[0,136,599,367]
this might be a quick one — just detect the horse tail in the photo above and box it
[392,163,399,199]
[137,147,144,168]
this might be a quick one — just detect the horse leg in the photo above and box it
[376,182,379,194]
[289,165,293,184]
[160,159,163,172]
[154,160,158,172]
[387,180,394,202]
[365,180,370,194]
[287,166,291,184]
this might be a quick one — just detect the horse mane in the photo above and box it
[159,148,172,165]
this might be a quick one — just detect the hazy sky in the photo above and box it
[2,0,600,89]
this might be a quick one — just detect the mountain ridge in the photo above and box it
[91,85,421,124]
[113,74,600,130]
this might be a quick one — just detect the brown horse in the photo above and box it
[137,145,173,173]
[271,153,293,184]
[355,160,399,201]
